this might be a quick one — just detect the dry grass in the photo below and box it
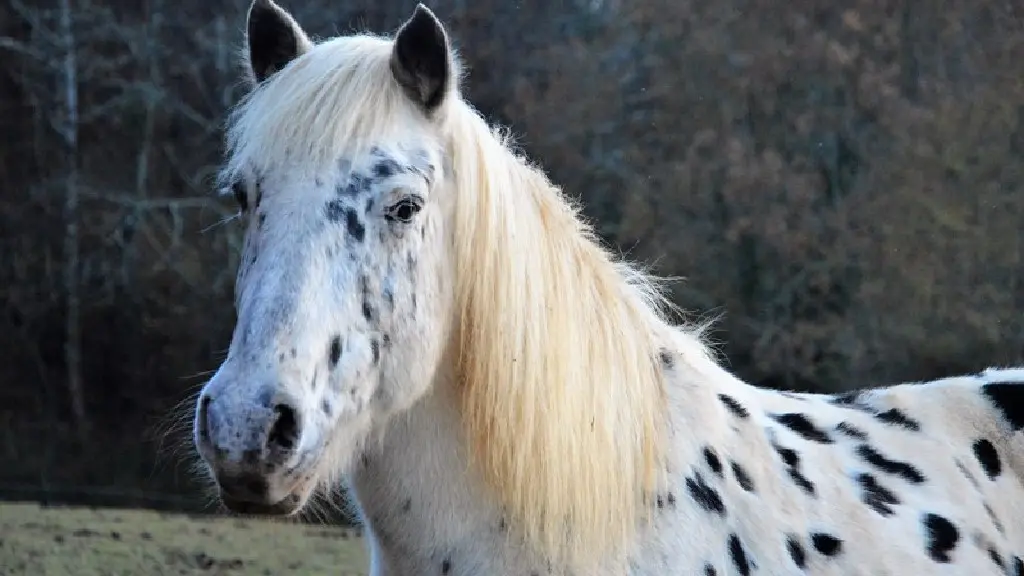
[0,501,368,575]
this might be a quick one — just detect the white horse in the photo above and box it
[191,2,1024,574]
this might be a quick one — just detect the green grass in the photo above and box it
[0,501,369,575]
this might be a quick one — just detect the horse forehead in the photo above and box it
[333,146,438,191]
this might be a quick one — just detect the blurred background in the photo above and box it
[0,0,1021,535]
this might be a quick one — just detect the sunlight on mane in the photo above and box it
[218,30,715,572]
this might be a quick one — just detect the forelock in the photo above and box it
[220,34,438,188]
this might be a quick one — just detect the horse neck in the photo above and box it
[345,331,750,573]
[346,362,524,569]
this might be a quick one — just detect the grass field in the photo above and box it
[0,501,369,575]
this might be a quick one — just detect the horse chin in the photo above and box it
[220,492,304,516]
[218,479,315,517]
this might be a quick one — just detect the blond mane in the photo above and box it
[219,32,708,571]
[447,112,682,569]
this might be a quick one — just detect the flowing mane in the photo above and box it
[217,32,714,570]
[447,102,696,568]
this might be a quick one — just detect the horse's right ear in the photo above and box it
[390,4,454,114]
[244,0,312,86]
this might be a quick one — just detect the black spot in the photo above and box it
[666,492,676,506]
[956,459,981,489]
[982,382,1024,431]
[441,557,451,574]
[656,495,664,509]
[382,333,391,348]
[856,472,900,517]
[373,158,403,179]
[1011,556,1023,576]
[922,513,959,563]
[659,349,674,368]
[857,444,925,484]
[371,339,380,364]
[258,212,266,227]
[771,413,834,443]
[811,533,843,557]
[990,548,1004,570]
[719,394,749,419]
[972,438,1002,480]
[703,564,716,576]
[321,399,332,416]
[786,535,806,568]
[324,199,345,222]
[344,208,365,242]
[329,336,342,367]
[728,533,751,576]
[340,173,370,197]
[730,461,756,492]
[685,471,726,516]
[703,446,723,477]
[773,444,799,467]
[836,421,868,440]
[362,300,375,323]
[787,468,816,496]
[874,408,921,431]
[365,197,374,213]
[984,502,1004,534]
[402,498,411,512]
[772,441,816,495]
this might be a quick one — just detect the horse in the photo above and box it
[190,1,1024,574]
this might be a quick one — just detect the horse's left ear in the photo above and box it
[244,0,312,86]
[390,4,454,114]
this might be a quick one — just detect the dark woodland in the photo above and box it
[0,0,1021,514]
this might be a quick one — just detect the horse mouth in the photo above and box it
[219,489,306,516]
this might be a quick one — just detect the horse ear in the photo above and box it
[390,4,454,113]
[245,0,312,85]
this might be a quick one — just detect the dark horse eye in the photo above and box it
[386,198,422,223]
[232,181,249,212]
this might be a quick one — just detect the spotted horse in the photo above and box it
[189,1,1024,574]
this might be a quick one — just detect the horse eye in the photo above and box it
[385,198,422,223]
[232,181,249,212]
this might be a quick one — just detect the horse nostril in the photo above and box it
[197,395,213,442]
[266,402,300,452]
